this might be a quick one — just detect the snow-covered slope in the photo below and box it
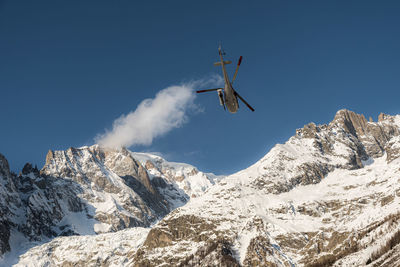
[4,109,400,266]
[16,227,150,267]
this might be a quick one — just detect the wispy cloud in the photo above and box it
[95,75,222,149]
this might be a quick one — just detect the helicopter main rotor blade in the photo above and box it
[234,91,255,112]
[231,56,243,84]
[196,88,222,93]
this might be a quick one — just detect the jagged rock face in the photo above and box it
[17,172,87,240]
[0,153,15,256]
[5,109,400,266]
[0,154,11,180]
[0,157,91,258]
[40,145,185,232]
[385,135,400,163]
[42,146,154,194]
[330,110,400,158]
[132,152,222,199]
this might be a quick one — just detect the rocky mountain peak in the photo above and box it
[378,112,389,122]
[0,153,17,193]
[38,145,181,232]
[330,109,369,137]
[41,145,152,195]
[297,109,400,160]
[0,153,11,179]
[251,109,400,195]
[21,163,39,176]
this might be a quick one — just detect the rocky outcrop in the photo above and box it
[385,136,400,163]
[330,109,400,158]
[178,239,240,267]
[21,163,39,176]
[243,236,279,266]
[0,153,11,179]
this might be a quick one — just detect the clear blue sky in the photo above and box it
[1,1,400,174]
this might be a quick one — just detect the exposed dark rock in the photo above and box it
[243,236,276,266]
[0,220,11,255]
[301,122,319,139]
[0,155,10,178]
[179,239,240,267]
[386,137,400,163]
[293,162,332,186]
[143,215,216,249]
[0,153,18,256]
[22,163,39,176]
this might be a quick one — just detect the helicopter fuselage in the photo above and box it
[219,49,239,113]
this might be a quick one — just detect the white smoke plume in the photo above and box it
[96,76,222,149]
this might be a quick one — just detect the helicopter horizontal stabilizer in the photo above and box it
[213,60,232,66]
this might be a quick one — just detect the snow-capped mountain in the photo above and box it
[2,109,400,266]
[125,109,400,266]
[0,145,219,265]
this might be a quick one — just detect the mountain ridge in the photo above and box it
[2,109,400,266]
[127,108,400,266]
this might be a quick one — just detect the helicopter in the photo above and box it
[196,45,255,113]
